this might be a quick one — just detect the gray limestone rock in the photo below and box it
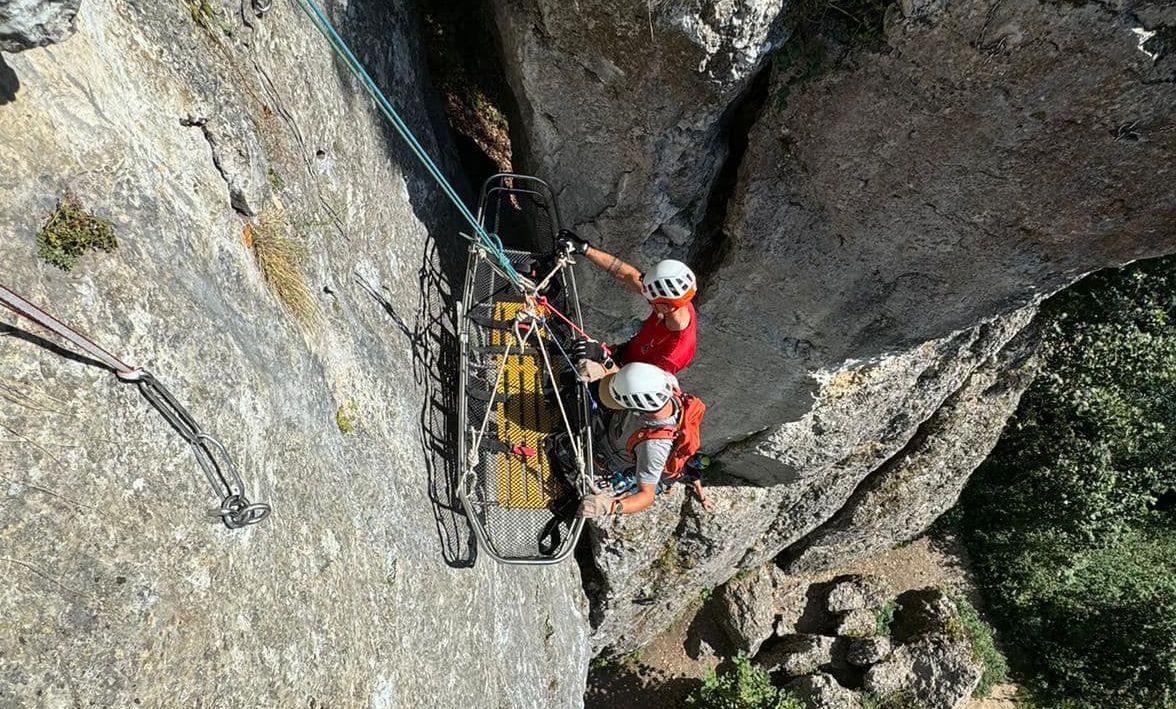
[0,1,589,706]
[756,634,834,677]
[863,634,982,709]
[892,589,960,644]
[786,327,1042,573]
[716,562,788,654]
[825,575,892,614]
[0,0,80,52]
[689,0,1176,449]
[847,636,892,667]
[488,0,788,337]
[183,104,272,217]
[787,672,864,709]
[834,608,878,639]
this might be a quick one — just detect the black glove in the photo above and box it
[558,229,591,256]
[572,338,606,362]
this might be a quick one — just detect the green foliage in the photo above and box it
[188,0,215,29]
[960,255,1176,707]
[36,195,117,270]
[874,599,897,636]
[335,401,357,434]
[946,595,1008,697]
[267,169,285,191]
[685,653,802,709]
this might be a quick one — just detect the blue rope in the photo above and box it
[293,0,523,285]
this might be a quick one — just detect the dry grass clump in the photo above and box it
[248,204,317,325]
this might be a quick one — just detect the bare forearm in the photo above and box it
[617,485,657,514]
[585,246,643,294]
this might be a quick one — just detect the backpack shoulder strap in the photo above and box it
[625,395,683,455]
[626,425,676,456]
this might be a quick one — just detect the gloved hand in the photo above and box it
[558,229,591,256]
[572,337,606,362]
[576,493,617,519]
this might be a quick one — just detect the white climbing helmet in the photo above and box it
[601,362,678,412]
[642,259,697,307]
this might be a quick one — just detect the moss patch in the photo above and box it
[36,195,118,270]
[335,401,358,435]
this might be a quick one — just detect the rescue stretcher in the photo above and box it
[456,174,595,565]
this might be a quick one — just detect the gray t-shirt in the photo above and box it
[594,400,681,486]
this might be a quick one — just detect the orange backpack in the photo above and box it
[625,390,706,480]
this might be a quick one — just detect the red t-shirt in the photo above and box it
[617,303,697,374]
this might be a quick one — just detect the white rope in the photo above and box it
[528,248,573,298]
[532,319,586,477]
[466,309,539,470]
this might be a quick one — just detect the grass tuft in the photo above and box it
[188,0,215,29]
[251,204,317,324]
[37,194,118,270]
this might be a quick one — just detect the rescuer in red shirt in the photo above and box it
[559,231,697,378]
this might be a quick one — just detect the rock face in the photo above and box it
[784,326,1041,573]
[687,0,1176,446]
[0,0,80,52]
[489,0,1176,653]
[0,1,589,706]
[488,0,787,331]
[592,307,1036,653]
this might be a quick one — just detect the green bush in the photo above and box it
[946,595,1008,697]
[960,255,1176,707]
[685,653,802,709]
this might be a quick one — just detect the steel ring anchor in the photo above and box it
[213,494,272,528]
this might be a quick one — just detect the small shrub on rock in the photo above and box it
[686,653,802,709]
[946,595,1007,697]
[36,195,117,270]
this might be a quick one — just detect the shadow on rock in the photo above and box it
[0,57,18,105]
[585,665,700,709]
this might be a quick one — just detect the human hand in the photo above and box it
[572,337,606,362]
[558,229,591,256]
[701,495,715,512]
[577,492,617,518]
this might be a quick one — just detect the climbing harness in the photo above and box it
[0,284,271,529]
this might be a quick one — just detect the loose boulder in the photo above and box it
[716,563,788,654]
[847,636,892,667]
[826,575,892,613]
[787,672,864,709]
[863,634,982,709]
